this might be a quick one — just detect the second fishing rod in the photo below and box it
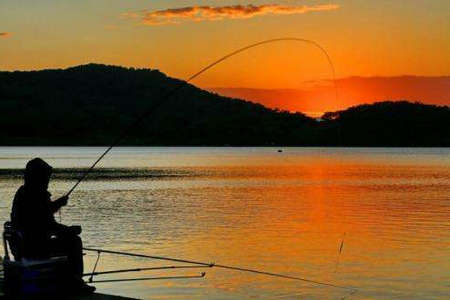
[83,247,356,292]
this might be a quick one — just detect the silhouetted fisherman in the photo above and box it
[11,158,95,294]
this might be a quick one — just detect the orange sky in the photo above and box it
[1,0,449,114]
[210,76,450,117]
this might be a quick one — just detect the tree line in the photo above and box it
[0,64,448,146]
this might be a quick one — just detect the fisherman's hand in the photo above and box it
[57,195,69,207]
[69,225,82,235]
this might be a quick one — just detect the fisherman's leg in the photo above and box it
[51,232,81,278]
[59,233,95,294]
[71,234,84,279]
[61,233,83,279]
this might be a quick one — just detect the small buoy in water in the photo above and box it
[278,149,283,153]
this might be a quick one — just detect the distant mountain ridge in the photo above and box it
[0,64,449,146]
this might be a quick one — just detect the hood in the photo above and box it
[24,158,53,190]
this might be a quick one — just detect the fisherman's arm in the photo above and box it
[48,195,82,235]
[49,195,69,214]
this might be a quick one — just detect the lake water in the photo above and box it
[0,147,449,299]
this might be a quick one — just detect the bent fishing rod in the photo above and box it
[65,37,338,197]
[83,247,355,292]
[61,38,348,292]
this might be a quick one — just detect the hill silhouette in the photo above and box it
[322,101,450,146]
[0,64,448,146]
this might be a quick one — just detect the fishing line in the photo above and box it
[335,232,346,273]
[60,37,337,219]
[65,37,337,198]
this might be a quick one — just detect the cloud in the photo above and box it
[0,32,11,38]
[125,4,339,26]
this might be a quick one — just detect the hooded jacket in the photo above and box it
[11,158,65,257]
